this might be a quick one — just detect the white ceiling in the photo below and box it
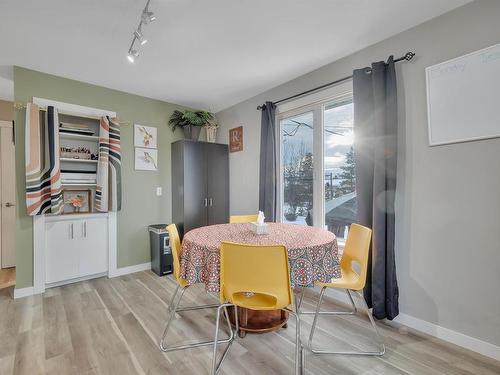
[0,0,471,111]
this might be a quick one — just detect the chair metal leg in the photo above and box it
[307,288,385,356]
[285,307,302,375]
[307,286,326,349]
[159,285,234,353]
[211,303,237,375]
[297,287,306,311]
[300,287,356,315]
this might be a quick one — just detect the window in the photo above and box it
[277,83,357,241]
[323,99,356,241]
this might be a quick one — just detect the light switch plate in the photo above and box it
[156,187,162,196]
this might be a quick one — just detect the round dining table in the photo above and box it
[179,222,341,336]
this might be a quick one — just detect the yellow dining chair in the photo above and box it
[229,214,259,223]
[300,223,385,356]
[211,242,302,375]
[159,224,234,354]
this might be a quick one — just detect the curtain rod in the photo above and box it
[257,51,415,110]
[13,102,131,125]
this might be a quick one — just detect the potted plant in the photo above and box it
[168,110,214,141]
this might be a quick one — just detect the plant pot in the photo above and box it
[285,212,297,221]
[205,125,218,143]
[183,125,202,141]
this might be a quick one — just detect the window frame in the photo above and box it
[275,80,354,235]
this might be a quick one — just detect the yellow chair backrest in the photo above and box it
[219,242,293,310]
[340,223,372,290]
[166,224,184,286]
[229,214,258,223]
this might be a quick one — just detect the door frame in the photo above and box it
[0,119,15,269]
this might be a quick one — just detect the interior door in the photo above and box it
[183,141,208,233]
[0,120,16,268]
[207,143,229,225]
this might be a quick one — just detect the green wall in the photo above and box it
[14,67,189,289]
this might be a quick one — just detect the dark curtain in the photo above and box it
[259,102,277,221]
[353,56,399,320]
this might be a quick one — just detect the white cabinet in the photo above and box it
[45,215,108,285]
[46,221,79,283]
[78,217,108,276]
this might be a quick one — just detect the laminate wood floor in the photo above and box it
[1,271,499,375]
[0,267,15,290]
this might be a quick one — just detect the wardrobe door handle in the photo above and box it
[209,198,213,207]
[84,222,87,238]
[70,223,74,239]
[204,198,208,207]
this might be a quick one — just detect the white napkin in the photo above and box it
[256,211,265,225]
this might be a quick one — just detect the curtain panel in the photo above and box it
[258,102,277,221]
[353,57,399,320]
[96,116,122,212]
[25,104,63,215]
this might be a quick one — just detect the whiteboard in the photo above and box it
[426,43,500,146]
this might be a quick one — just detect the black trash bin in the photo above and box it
[148,224,173,276]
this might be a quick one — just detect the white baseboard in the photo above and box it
[393,313,500,361]
[321,288,500,361]
[13,286,34,299]
[109,262,151,278]
[14,262,151,299]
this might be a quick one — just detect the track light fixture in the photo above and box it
[126,0,156,63]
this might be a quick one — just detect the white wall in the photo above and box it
[216,0,500,349]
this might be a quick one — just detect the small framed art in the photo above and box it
[134,124,157,149]
[229,126,243,153]
[63,189,91,214]
[135,147,158,171]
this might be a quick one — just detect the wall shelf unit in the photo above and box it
[32,97,118,295]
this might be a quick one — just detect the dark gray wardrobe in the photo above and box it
[171,139,229,237]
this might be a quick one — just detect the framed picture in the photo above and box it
[134,124,157,149]
[135,147,158,171]
[229,126,243,153]
[63,189,91,214]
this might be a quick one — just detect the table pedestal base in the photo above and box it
[227,307,289,338]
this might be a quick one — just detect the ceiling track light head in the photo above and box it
[142,10,156,24]
[134,29,148,45]
[127,47,139,63]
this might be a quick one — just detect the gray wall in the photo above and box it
[216,0,500,346]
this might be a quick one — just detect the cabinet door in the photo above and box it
[46,221,79,283]
[183,141,208,233]
[78,217,108,276]
[207,143,229,225]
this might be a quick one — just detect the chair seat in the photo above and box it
[230,291,283,310]
[316,268,363,290]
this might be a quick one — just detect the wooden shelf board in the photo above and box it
[60,132,99,141]
[60,158,98,164]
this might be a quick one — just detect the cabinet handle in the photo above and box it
[204,198,208,207]
[209,198,213,207]
[84,221,87,238]
[70,223,74,239]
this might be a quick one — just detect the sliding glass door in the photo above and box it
[277,86,357,241]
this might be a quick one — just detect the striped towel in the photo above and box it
[25,104,63,215]
[96,116,121,212]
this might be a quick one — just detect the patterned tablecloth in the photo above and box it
[179,222,341,292]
